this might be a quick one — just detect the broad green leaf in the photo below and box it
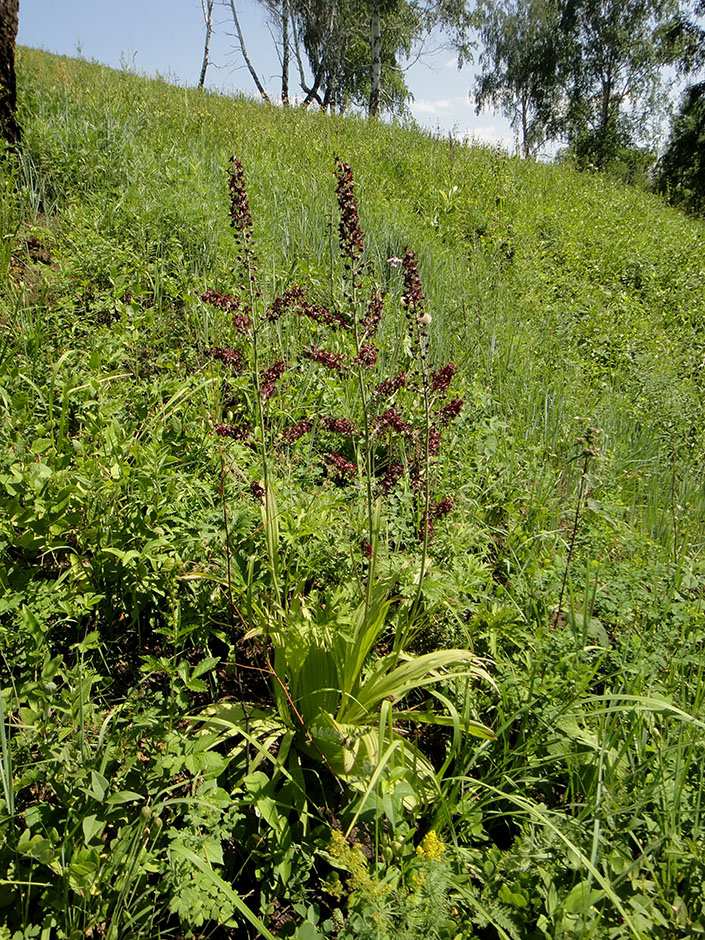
[90,770,109,802]
[17,830,55,865]
[563,882,603,914]
[192,655,220,679]
[498,883,529,908]
[82,814,105,845]
[105,790,144,805]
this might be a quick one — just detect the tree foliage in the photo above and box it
[475,0,564,156]
[475,0,683,166]
[560,0,680,167]
[291,0,422,114]
[657,81,705,213]
[226,0,472,116]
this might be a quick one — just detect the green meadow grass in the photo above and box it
[1,47,705,939]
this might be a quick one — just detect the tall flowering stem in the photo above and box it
[335,157,377,602]
[402,249,433,625]
[228,155,281,603]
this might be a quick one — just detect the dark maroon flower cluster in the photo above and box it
[375,407,412,437]
[210,346,245,372]
[260,360,287,400]
[361,539,374,558]
[215,423,251,440]
[250,481,265,503]
[324,450,357,482]
[354,343,378,368]
[300,299,350,330]
[373,372,406,399]
[361,292,384,337]
[437,397,464,426]
[202,289,241,314]
[266,285,306,323]
[201,291,252,335]
[228,156,254,238]
[232,311,253,336]
[335,157,364,265]
[281,419,313,444]
[302,345,348,374]
[401,249,426,320]
[431,497,455,519]
[322,417,356,435]
[431,363,458,396]
[379,461,404,493]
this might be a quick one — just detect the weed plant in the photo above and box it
[0,47,704,939]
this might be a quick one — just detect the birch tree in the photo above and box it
[198,0,215,88]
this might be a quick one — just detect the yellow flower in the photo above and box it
[416,829,445,862]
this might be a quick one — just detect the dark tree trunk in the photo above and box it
[281,0,290,106]
[0,0,21,146]
[369,1,382,117]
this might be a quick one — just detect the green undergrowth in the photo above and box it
[0,47,705,939]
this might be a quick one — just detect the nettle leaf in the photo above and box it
[192,656,220,680]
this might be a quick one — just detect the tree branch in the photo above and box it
[227,0,272,102]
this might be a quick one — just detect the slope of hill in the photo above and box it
[1,48,705,939]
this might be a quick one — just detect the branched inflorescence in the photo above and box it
[324,450,358,482]
[215,422,251,440]
[361,292,384,338]
[401,249,428,324]
[206,156,466,549]
[281,419,313,444]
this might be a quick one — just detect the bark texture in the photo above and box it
[0,0,21,145]
[368,2,382,117]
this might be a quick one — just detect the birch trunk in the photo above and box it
[368,1,382,118]
[198,0,214,89]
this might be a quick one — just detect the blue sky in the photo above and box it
[17,0,514,148]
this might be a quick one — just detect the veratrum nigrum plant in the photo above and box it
[196,156,494,804]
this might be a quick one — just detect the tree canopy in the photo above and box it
[474,0,686,166]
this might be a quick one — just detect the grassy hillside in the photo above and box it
[1,47,705,939]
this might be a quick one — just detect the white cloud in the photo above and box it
[411,95,472,117]
[460,125,513,149]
